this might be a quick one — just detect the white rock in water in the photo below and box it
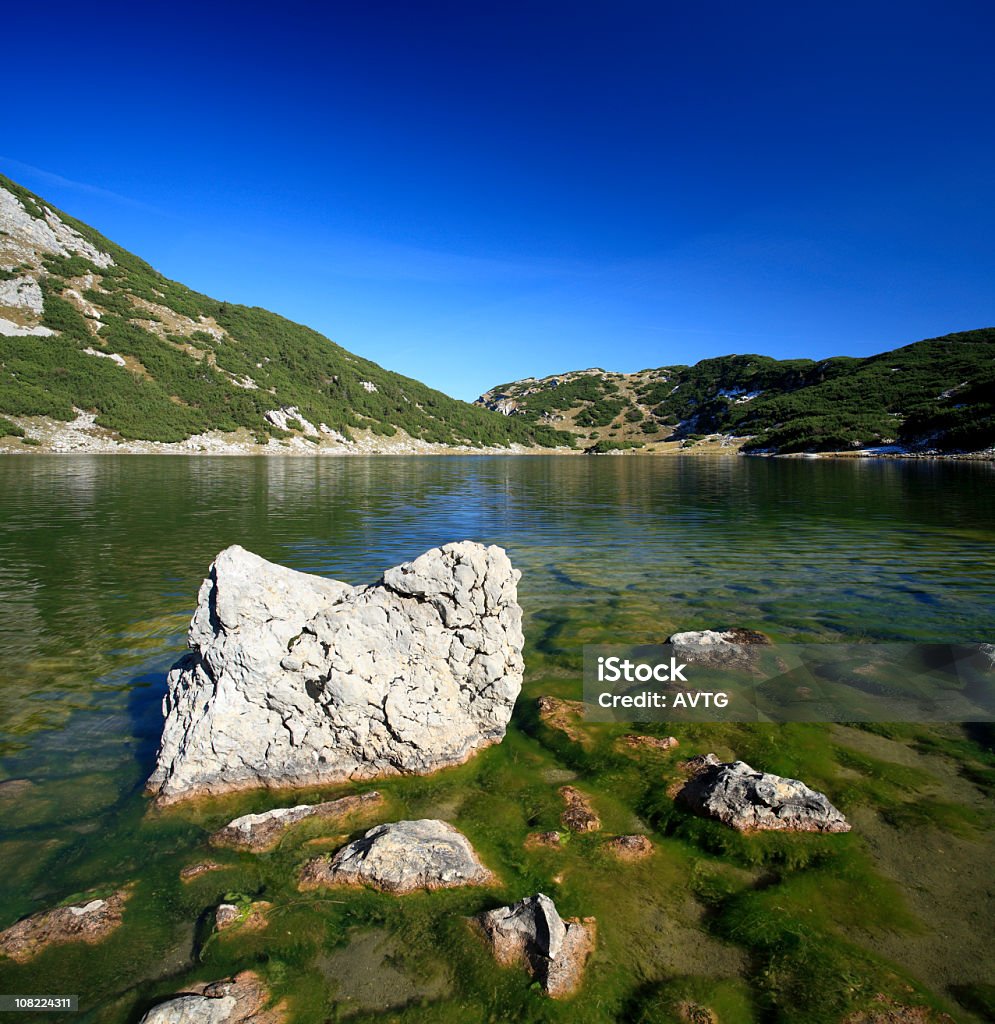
[147,542,524,804]
[474,893,595,998]
[678,754,851,833]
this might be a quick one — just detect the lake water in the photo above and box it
[0,456,993,1024]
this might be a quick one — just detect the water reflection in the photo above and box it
[0,455,991,755]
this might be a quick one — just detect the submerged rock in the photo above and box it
[536,696,590,745]
[139,970,282,1024]
[473,893,595,998]
[0,778,35,801]
[147,543,524,804]
[299,819,493,893]
[525,831,563,850]
[618,734,679,753]
[214,901,269,933]
[210,791,383,852]
[0,889,129,963]
[677,753,850,833]
[180,861,224,882]
[604,834,654,860]
[559,786,601,833]
[668,628,770,669]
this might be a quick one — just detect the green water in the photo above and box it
[0,456,993,1024]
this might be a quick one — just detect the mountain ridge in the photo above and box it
[0,174,573,454]
[475,331,995,455]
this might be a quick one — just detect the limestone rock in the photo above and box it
[668,628,771,670]
[0,889,129,963]
[299,819,493,893]
[677,754,850,833]
[147,543,524,804]
[210,791,383,852]
[559,786,600,833]
[473,893,595,998]
[138,970,282,1024]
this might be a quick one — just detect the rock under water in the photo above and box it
[146,543,524,804]
[0,889,130,963]
[209,792,383,852]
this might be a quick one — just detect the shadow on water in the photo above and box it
[125,670,170,781]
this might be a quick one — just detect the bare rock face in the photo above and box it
[299,819,493,893]
[0,889,129,963]
[210,792,383,852]
[138,971,282,1024]
[147,543,524,804]
[678,754,850,833]
[473,893,595,998]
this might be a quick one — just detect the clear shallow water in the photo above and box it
[0,455,993,1023]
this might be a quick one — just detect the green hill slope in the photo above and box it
[476,330,995,454]
[0,174,572,451]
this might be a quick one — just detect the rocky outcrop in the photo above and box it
[677,754,850,833]
[473,893,595,998]
[668,628,771,669]
[146,543,524,804]
[210,792,383,852]
[559,786,601,833]
[138,971,283,1024]
[0,889,129,962]
[299,819,493,893]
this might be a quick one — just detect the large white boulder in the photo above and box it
[146,542,524,804]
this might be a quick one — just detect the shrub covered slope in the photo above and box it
[0,175,572,449]
[477,331,995,453]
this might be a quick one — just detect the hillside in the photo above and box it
[476,331,995,454]
[0,175,573,453]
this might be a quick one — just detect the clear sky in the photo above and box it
[3,1,993,400]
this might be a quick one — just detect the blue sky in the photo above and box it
[3,1,993,400]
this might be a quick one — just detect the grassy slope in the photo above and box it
[478,330,995,453]
[0,174,574,448]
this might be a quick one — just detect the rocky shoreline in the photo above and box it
[0,545,862,1008]
[2,412,991,459]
